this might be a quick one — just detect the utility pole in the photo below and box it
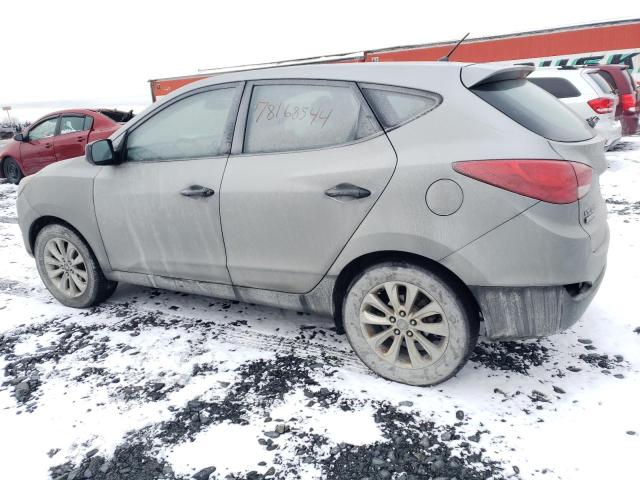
[2,106,12,124]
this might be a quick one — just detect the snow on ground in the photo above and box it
[1,138,639,480]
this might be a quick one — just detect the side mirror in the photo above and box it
[13,133,24,142]
[86,139,118,165]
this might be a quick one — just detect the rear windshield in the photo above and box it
[528,77,580,98]
[472,79,594,142]
[597,71,619,93]
[588,72,614,95]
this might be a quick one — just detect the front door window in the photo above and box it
[28,118,58,140]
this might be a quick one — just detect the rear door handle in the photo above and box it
[325,183,371,200]
[180,185,215,198]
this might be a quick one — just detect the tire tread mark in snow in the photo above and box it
[0,276,369,373]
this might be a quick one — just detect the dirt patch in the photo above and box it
[320,404,505,480]
[470,340,550,375]
[579,353,625,371]
[606,198,640,217]
[0,319,105,406]
[50,355,508,480]
[50,443,178,480]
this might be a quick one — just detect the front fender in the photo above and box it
[18,158,112,273]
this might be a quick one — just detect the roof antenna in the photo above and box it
[438,32,470,61]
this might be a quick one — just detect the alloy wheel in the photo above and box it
[43,238,88,298]
[359,281,450,369]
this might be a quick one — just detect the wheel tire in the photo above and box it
[2,157,23,185]
[34,224,118,308]
[343,261,479,386]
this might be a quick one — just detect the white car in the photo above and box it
[528,67,622,149]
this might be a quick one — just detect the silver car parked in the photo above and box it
[17,62,609,385]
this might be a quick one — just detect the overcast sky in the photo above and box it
[1,0,638,121]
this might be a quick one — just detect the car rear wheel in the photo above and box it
[35,224,118,308]
[343,261,478,385]
[2,157,23,185]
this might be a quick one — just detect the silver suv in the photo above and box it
[17,62,609,385]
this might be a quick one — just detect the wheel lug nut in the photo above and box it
[407,331,414,337]
[393,329,400,335]
[410,319,417,326]
[389,317,396,323]
[399,311,406,317]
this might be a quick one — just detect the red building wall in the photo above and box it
[366,22,640,62]
[150,20,640,100]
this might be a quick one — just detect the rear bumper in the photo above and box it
[472,265,606,339]
[441,197,609,339]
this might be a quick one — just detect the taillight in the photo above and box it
[620,93,637,113]
[587,97,614,114]
[453,159,592,204]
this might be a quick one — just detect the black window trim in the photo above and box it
[230,78,383,157]
[117,81,244,164]
[357,82,443,132]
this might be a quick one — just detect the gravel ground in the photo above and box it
[1,137,639,480]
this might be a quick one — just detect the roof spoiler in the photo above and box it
[461,64,535,88]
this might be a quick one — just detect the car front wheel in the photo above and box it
[2,157,23,185]
[35,224,117,308]
[343,262,478,386]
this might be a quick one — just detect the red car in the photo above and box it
[590,65,639,136]
[0,109,133,184]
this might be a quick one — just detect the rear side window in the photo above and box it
[83,116,94,131]
[587,73,614,95]
[472,79,594,142]
[59,116,86,134]
[527,77,580,98]
[361,85,441,129]
[244,83,380,154]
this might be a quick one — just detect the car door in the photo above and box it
[220,80,397,293]
[53,114,91,160]
[20,116,59,174]
[94,83,243,283]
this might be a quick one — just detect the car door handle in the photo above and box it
[325,183,371,200]
[180,185,215,198]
